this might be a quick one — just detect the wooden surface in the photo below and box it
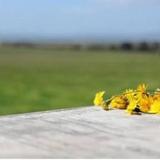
[0,106,160,158]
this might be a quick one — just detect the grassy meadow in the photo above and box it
[0,46,160,115]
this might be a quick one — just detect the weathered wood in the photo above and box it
[0,106,160,158]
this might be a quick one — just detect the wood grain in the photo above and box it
[0,106,160,158]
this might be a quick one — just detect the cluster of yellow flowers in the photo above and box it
[93,84,160,115]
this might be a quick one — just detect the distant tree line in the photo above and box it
[0,41,160,52]
[117,42,160,51]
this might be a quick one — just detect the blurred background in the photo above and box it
[0,0,160,115]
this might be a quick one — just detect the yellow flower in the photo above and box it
[126,97,137,114]
[94,91,105,106]
[124,89,136,100]
[93,84,160,115]
[149,100,160,114]
[153,88,160,101]
[138,95,152,113]
[136,84,149,107]
[137,83,148,93]
[94,91,108,109]
[110,95,128,109]
[124,89,134,95]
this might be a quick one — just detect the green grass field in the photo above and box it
[0,46,160,115]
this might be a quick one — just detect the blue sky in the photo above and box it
[0,0,160,41]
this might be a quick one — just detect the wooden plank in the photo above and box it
[0,106,160,158]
